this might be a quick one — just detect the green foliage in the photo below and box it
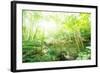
[22,10,91,63]
[76,47,91,60]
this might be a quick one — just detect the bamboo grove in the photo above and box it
[22,10,91,62]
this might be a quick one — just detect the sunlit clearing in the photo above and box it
[38,20,59,36]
